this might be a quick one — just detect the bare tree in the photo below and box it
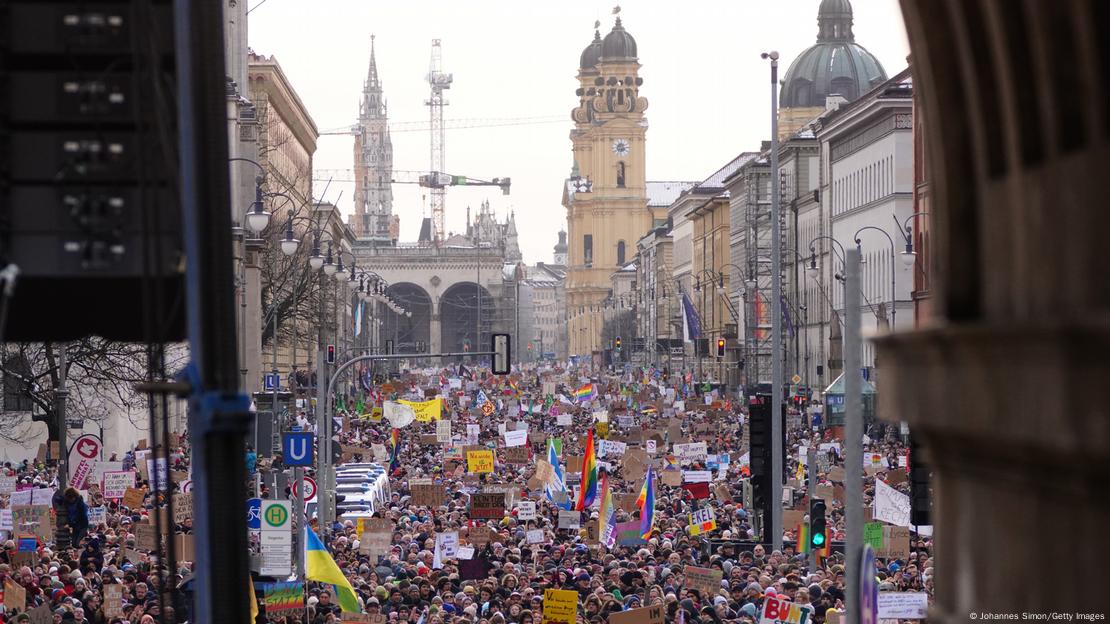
[0,340,188,444]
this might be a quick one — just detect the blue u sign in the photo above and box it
[282,432,315,467]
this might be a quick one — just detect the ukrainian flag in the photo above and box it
[305,529,361,613]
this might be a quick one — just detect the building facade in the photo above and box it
[564,14,654,359]
[351,36,397,244]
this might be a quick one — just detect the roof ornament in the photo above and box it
[595,19,601,29]
[612,5,620,15]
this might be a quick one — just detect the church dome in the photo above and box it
[601,17,637,62]
[780,0,887,108]
[580,29,602,70]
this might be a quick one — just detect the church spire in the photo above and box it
[367,34,381,89]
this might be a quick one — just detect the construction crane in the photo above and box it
[425,39,453,243]
[312,169,510,195]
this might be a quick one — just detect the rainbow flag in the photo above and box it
[575,428,598,511]
[597,469,617,547]
[638,465,656,539]
[797,522,809,553]
[573,383,596,402]
[508,378,520,394]
[388,428,401,472]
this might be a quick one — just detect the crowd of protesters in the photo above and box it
[0,361,931,623]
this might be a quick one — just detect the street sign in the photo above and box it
[260,500,293,576]
[860,544,878,624]
[281,432,314,467]
[247,498,262,531]
[670,347,684,355]
[261,500,290,531]
[791,374,802,385]
[297,476,317,502]
[264,373,280,391]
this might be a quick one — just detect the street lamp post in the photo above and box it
[853,225,898,331]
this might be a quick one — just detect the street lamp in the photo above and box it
[245,184,271,234]
[322,242,337,276]
[853,225,898,330]
[280,211,299,257]
[334,252,348,282]
[309,238,325,271]
[897,212,930,269]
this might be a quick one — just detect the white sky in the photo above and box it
[248,0,909,264]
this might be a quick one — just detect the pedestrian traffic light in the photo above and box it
[809,498,827,549]
[527,341,533,351]
[615,336,622,350]
[326,344,336,364]
[716,338,726,358]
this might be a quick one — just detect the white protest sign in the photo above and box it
[558,509,580,529]
[466,424,480,445]
[146,457,168,486]
[456,545,475,560]
[433,531,459,569]
[9,490,32,506]
[87,507,107,525]
[598,440,627,458]
[877,592,928,619]
[673,442,708,463]
[0,510,11,531]
[645,439,657,454]
[760,594,814,624]
[383,401,416,428]
[557,414,573,426]
[436,420,453,444]
[516,500,537,521]
[0,476,15,495]
[683,470,712,483]
[873,479,912,527]
[526,529,545,544]
[102,471,135,499]
[503,429,529,448]
[592,411,609,423]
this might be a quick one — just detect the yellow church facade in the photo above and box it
[563,15,659,358]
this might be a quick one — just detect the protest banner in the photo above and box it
[873,479,912,527]
[615,521,646,547]
[412,482,447,508]
[103,584,124,618]
[557,509,580,530]
[608,605,664,624]
[684,566,723,598]
[673,442,708,463]
[399,398,442,422]
[876,592,928,619]
[466,450,494,474]
[4,578,26,612]
[263,582,304,617]
[469,492,505,519]
[760,594,814,624]
[516,500,537,521]
[503,446,530,465]
[542,588,578,624]
[102,471,136,499]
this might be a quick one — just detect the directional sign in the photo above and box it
[247,498,262,531]
[264,373,280,391]
[282,432,314,467]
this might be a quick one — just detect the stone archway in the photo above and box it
[879,1,1110,618]
[380,283,432,355]
[439,281,495,361]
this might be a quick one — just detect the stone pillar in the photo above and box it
[243,240,265,394]
[429,297,441,355]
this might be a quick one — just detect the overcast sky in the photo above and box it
[248,0,909,264]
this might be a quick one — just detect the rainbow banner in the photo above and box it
[262,582,304,617]
[638,465,656,539]
[575,428,598,511]
[573,383,596,402]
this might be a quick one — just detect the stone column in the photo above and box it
[243,240,265,394]
[430,297,442,355]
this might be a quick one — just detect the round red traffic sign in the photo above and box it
[297,476,317,502]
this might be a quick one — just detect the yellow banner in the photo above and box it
[399,398,442,422]
[466,450,494,474]
[542,588,578,624]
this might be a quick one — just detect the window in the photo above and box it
[584,234,593,267]
[2,355,33,412]
[617,240,626,265]
[617,162,626,188]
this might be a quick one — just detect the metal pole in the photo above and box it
[176,0,253,620]
[845,248,863,624]
[55,344,68,485]
[293,465,304,578]
[767,50,784,553]
[315,268,329,531]
[890,250,897,331]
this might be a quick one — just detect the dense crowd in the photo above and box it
[0,363,931,623]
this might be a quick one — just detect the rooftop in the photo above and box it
[647,181,698,207]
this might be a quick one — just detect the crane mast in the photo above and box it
[425,39,453,244]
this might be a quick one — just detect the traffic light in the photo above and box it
[748,394,787,541]
[326,344,336,364]
[716,338,726,358]
[909,434,932,525]
[809,498,827,549]
[615,336,622,350]
[527,341,533,351]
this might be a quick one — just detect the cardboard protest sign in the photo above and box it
[263,581,304,617]
[11,505,52,542]
[542,589,578,624]
[873,479,911,527]
[877,526,911,559]
[135,523,159,551]
[503,446,530,465]
[103,584,125,618]
[885,469,908,486]
[419,435,440,446]
[122,487,145,510]
[673,442,708,463]
[783,509,806,532]
[760,594,814,624]
[4,578,26,612]
[175,533,195,561]
[661,470,682,487]
[608,605,664,624]
[173,493,193,524]
[534,460,555,483]
[687,507,716,536]
[683,566,723,598]
[467,526,500,546]
[466,450,494,474]
[412,482,447,508]
[469,493,505,519]
[827,466,846,482]
[566,455,584,473]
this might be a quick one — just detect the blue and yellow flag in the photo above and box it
[305,529,360,613]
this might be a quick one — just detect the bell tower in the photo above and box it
[563,8,650,358]
[352,35,395,243]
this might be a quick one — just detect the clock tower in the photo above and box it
[563,10,651,359]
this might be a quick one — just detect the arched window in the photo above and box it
[617,162,626,188]
[617,240,626,265]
